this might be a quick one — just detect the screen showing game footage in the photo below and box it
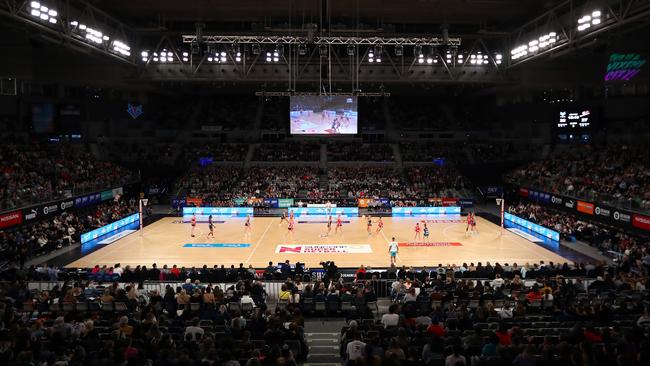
[290,95,358,134]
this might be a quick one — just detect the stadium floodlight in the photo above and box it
[578,10,601,31]
[347,44,355,56]
[112,40,131,56]
[252,43,261,55]
[414,44,422,58]
[319,44,328,57]
[141,51,149,62]
[495,53,503,65]
[394,44,403,56]
[417,53,424,64]
[29,1,57,24]
[298,43,307,56]
[374,45,382,62]
[235,52,242,62]
[511,30,556,61]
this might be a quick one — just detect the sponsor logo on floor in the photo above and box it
[98,230,136,245]
[506,228,543,243]
[297,220,351,224]
[419,219,464,223]
[183,243,251,248]
[275,244,372,254]
[398,242,463,247]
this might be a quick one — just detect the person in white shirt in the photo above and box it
[346,334,366,362]
[388,237,399,265]
[240,292,255,307]
[184,318,204,341]
[491,274,504,289]
[381,304,400,328]
[113,264,123,277]
[498,304,513,319]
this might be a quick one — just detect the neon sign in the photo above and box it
[605,53,646,81]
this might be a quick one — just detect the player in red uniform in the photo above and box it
[190,214,197,237]
[376,217,384,234]
[287,217,295,241]
[470,211,479,236]
[335,214,343,234]
[244,214,252,238]
[414,222,422,241]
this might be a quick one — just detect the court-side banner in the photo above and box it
[74,192,102,208]
[261,198,295,208]
[183,207,254,219]
[81,213,139,244]
[516,185,647,232]
[504,212,560,241]
[0,210,23,229]
[288,206,359,217]
[21,197,75,224]
[392,206,461,215]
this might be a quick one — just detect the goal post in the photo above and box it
[496,197,504,234]
[139,199,148,236]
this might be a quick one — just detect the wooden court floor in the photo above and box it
[66,216,570,269]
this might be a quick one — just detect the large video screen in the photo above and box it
[290,95,358,134]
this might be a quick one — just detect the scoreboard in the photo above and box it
[554,106,597,143]
[557,109,592,129]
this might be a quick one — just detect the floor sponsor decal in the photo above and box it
[419,219,464,223]
[507,228,543,243]
[398,242,463,247]
[297,220,351,224]
[275,244,372,254]
[97,230,136,245]
[183,243,251,248]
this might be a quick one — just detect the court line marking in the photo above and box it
[244,219,274,264]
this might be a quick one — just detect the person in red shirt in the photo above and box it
[355,265,367,280]
[426,322,446,337]
[170,264,181,278]
[526,289,542,303]
[495,324,512,346]
[583,327,603,343]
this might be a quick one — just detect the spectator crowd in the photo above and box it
[0,143,134,210]
[508,145,650,210]
[508,202,649,257]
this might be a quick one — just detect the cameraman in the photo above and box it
[322,261,340,284]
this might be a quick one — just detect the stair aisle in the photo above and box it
[303,319,345,366]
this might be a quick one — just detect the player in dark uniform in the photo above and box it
[367,217,373,236]
[207,215,214,239]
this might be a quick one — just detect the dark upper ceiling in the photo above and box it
[89,0,563,34]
